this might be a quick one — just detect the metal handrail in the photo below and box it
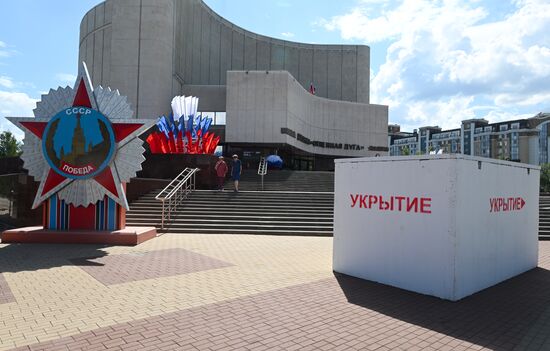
[258,157,267,190]
[156,167,200,229]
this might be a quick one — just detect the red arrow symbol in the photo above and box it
[519,198,526,210]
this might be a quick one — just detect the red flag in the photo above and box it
[208,136,221,154]
[146,132,168,154]
[146,134,159,153]
[201,132,211,154]
[176,131,184,154]
[147,120,221,155]
[309,82,316,95]
[158,134,169,154]
[186,131,194,154]
[167,131,177,153]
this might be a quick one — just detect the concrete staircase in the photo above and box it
[128,180,550,239]
[232,169,334,192]
[126,170,334,236]
[540,196,550,240]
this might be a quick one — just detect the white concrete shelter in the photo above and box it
[333,155,540,301]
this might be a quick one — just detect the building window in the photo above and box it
[540,123,549,164]
[215,112,226,125]
[201,111,215,121]
[500,125,508,132]
[198,112,227,125]
[511,123,520,130]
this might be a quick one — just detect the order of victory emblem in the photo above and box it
[43,107,116,179]
[9,62,155,211]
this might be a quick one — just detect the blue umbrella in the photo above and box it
[266,155,283,169]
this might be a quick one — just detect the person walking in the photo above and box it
[214,156,228,190]
[231,154,242,192]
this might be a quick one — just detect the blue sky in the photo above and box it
[1,0,549,139]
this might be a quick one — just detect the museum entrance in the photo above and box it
[223,144,337,171]
[291,156,314,171]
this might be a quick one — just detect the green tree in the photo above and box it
[0,131,22,158]
[401,146,410,156]
[541,163,550,193]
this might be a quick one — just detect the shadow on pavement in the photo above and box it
[335,268,550,350]
[0,243,109,273]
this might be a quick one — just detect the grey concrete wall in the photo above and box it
[181,85,226,112]
[79,1,113,89]
[79,0,373,119]
[226,71,387,157]
[174,0,370,104]
[79,0,175,119]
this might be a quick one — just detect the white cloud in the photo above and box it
[0,40,15,58]
[281,32,295,38]
[0,40,7,57]
[0,40,36,140]
[320,0,550,130]
[55,73,77,85]
[391,96,477,131]
[0,76,14,89]
[0,91,38,140]
[276,1,291,7]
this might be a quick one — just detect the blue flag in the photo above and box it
[156,115,170,138]
[193,115,202,138]
[202,117,212,135]
[186,114,194,135]
[168,113,177,137]
[178,114,186,134]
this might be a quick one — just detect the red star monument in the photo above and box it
[8,62,155,210]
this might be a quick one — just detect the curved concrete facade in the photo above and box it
[174,0,370,104]
[79,0,387,159]
[79,0,176,120]
[226,71,387,157]
[79,0,371,117]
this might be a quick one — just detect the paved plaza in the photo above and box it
[0,235,549,350]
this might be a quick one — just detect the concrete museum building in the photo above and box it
[78,0,388,170]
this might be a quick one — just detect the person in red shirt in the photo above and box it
[214,156,228,190]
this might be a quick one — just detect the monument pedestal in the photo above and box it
[333,155,540,301]
[1,226,157,246]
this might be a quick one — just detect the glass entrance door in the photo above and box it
[292,157,314,171]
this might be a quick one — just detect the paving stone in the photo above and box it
[3,237,550,351]
[69,248,233,285]
[0,273,15,304]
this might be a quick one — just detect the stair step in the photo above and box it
[130,204,335,210]
[158,228,333,236]
[129,206,333,212]
[127,209,333,216]
[132,202,334,207]
[129,170,337,235]
[127,218,333,226]
[143,193,334,198]
[138,200,334,205]
[126,214,333,221]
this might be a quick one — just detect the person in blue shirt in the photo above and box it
[231,154,242,192]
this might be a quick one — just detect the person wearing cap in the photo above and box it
[214,156,228,191]
[231,154,242,192]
